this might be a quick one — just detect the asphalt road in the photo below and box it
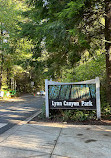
[0,94,45,134]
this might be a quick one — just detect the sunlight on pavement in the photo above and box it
[0,123,7,128]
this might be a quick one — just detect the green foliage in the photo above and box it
[39,102,46,119]
[20,0,105,83]
[61,110,72,121]
[74,54,106,81]
[0,0,19,34]
[58,1,85,20]
[21,0,94,79]
[0,0,109,110]
[101,104,111,119]
[0,0,23,90]
[71,111,87,121]
[60,53,105,83]
[103,105,111,115]
[49,109,96,122]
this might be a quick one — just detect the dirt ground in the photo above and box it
[29,113,111,126]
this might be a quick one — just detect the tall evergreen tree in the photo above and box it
[105,0,111,104]
[22,0,111,104]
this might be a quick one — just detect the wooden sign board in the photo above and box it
[45,77,101,119]
[49,84,96,110]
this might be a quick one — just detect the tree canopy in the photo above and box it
[0,0,111,106]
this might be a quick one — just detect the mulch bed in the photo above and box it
[29,113,111,126]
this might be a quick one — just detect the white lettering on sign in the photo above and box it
[81,101,93,106]
[51,100,93,107]
[52,101,62,107]
[63,101,79,107]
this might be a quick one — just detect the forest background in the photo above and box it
[0,0,111,119]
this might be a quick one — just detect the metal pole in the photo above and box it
[15,80,16,91]
[45,79,49,118]
[96,77,101,119]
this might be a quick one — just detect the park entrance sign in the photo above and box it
[45,77,101,119]
[49,84,96,110]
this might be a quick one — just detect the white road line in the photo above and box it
[0,123,7,128]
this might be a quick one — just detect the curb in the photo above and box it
[19,110,42,125]
[0,110,42,138]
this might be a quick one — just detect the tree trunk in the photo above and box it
[105,0,111,104]
[0,54,3,90]
[7,68,10,89]
[0,23,3,90]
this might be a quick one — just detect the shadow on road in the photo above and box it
[0,94,45,134]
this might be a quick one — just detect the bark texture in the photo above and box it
[105,0,111,104]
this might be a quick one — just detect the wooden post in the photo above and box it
[96,77,101,119]
[14,80,16,91]
[45,79,49,118]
